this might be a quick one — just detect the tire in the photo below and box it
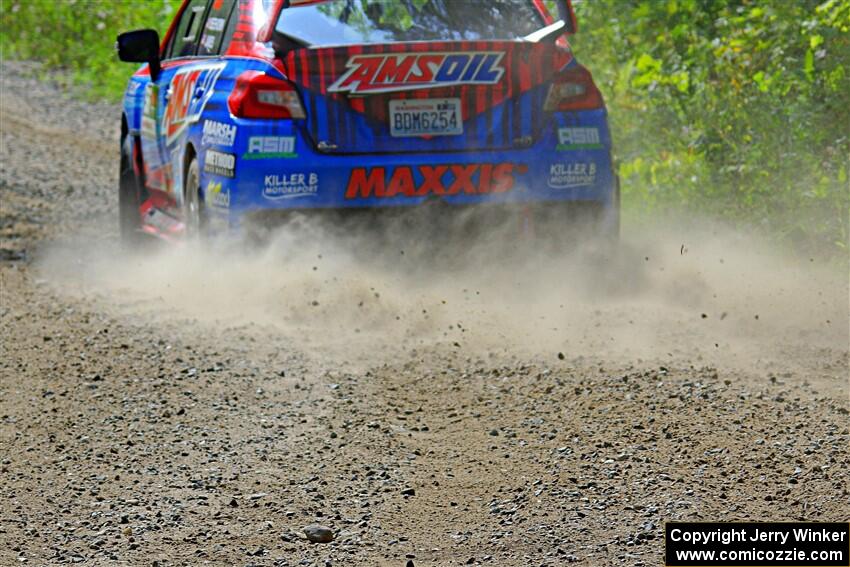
[119,135,144,249]
[182,154,206,239]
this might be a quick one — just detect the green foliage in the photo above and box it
[317,0,431,34]
[0,0,182,100]
[572,0,850,253]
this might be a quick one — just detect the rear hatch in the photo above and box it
[280,41,572,154]
[270,0,576,154]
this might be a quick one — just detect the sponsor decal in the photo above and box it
[557,127,603,150]
[204,150,236,178]
[329,52,505,95]
[201,33,217,52]
[125,81,143,96]
[205,180,230,209]
[205,16,225,32]
[140,83,158,139]
[548,162,597,189]
[244,136,297,159]
[264,173,319,199]
[162,63,225,146]
[345,163,528,199]
[201,120,237,147]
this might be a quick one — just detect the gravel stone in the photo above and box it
[303,524,335,544]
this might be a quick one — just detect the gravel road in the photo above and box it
[1,61,848,566]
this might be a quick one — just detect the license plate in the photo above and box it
[389,98,463,138]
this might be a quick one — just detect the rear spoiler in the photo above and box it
[258,0,577,44]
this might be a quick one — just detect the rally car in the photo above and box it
[117,0,618,246]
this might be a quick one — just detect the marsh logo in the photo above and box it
[557,128,602,150]
[548,162,597,189]
[263,173,318,199]
[201,120,237,147]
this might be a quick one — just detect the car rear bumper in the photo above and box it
[197,109,617,221]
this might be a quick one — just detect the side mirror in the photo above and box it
[117,29,161,81]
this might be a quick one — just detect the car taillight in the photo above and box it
[544,65,603,111]
[228,71,305,119]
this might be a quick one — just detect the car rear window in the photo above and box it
[274,0,549,47]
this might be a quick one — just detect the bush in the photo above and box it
[1,0,181,100]
[571,0,850,253]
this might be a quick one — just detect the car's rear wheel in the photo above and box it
[119,135,144,249]
[183,155,206,239]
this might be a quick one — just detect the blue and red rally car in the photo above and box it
[117,0,618,245]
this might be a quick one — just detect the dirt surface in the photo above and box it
[1,61,848,566]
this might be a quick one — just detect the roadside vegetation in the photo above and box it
[2,0,847,254]
[572,0,849,254]
[0,0,181,99]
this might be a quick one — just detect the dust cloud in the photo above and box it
[37,213,849,375]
